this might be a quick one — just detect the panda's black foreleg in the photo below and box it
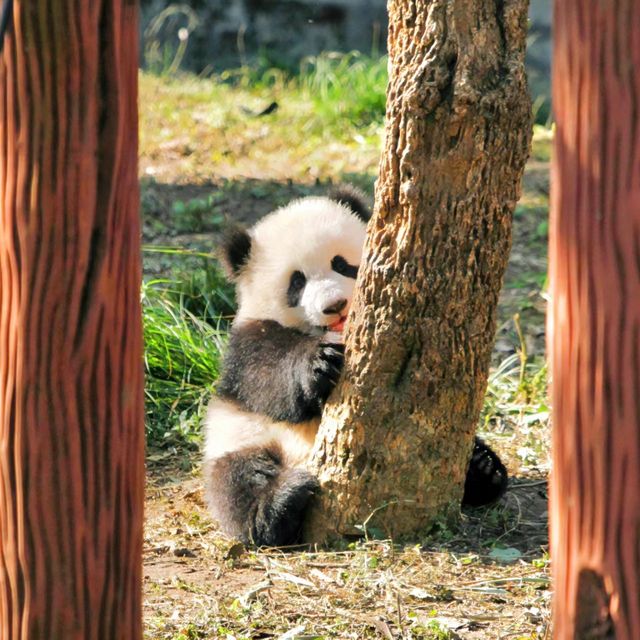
[205,444,319,547]
[218,319,344,423]
[462,437,508,507]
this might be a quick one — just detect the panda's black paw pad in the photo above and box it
[310,343,345,398]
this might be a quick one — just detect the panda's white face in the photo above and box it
[233,197,367,334]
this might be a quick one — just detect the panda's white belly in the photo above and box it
[203,398,320,468]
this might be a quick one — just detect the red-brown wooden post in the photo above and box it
[0,3,143,639]
[550,1,640,637]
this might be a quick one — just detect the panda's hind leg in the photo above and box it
[205,443,319,547]
[462,437,508,507]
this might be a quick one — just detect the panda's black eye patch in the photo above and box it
[287,270,307,307]
[331,255,358,279]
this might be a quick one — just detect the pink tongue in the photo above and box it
[329,318,345,332]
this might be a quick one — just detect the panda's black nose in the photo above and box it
[323,299,347,315]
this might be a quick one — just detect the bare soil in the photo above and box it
[144,454,550,639]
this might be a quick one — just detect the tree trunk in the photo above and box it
[549,1,640,637]
[305,0,531,542]
[0,3,143,639]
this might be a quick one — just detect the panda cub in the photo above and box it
[204,187,507,547]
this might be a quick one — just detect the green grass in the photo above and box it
[479,340,550,470]
[142,261,234,447]
[218,51,388,131]
[530,124,553,162]
[482,354,549,428]
[298,51,388,128]
[139,52,386,183]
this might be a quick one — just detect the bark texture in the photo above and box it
[550,0,640,637]
[0,3,143,639]
[306,0,531,542]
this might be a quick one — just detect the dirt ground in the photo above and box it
[143,457,549,639]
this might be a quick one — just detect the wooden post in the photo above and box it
[550,0,640,637]
[0,3,143,638]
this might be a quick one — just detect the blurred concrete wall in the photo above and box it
[141,0,551,103]
[141,0,386,71]
[526,0,552,112]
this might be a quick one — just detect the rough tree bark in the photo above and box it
[0,3,143,639]
[306,0,532,542]
[549,1,640,637]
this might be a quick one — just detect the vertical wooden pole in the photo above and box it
[550,0,640,637]
[0,2,143,639]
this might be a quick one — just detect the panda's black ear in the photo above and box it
[329,184,372,223]
[219,225,252,279]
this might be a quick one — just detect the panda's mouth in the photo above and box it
[327,315,347,332]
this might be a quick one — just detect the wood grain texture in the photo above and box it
[305,0,531,542]
[550,0,640,637]
[0,2,143,638]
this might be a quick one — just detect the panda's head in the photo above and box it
[220,187,371,334]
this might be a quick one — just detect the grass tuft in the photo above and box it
[142,265,233,447]
[139,52,388,183]
[299,51,388,129]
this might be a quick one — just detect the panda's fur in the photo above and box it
[204,187,508,547]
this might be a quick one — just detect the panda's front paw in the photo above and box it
[309,342,345,401]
